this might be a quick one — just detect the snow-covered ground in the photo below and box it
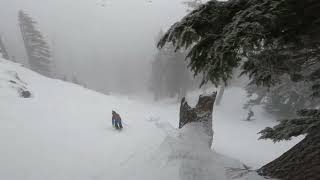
[183,87,303,169]
[211,88,303,169]
[0,58,299,180]
[0,59,170,180]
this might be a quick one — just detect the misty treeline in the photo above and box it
[149,31,202,101]
[149,1,206,101]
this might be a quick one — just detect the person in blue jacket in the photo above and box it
[112,110,123,129]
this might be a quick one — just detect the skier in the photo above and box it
[112,110,123,129]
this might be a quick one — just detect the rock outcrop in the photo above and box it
[0,64,32,98]
[19,90,31,98]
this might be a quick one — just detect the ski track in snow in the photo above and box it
[0,59,288,180]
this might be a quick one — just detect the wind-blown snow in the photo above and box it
[0,58,280,180]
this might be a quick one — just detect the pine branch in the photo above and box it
[259,111,320,142]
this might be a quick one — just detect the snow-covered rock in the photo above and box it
[179,92,216,145]
[0,59,31,98]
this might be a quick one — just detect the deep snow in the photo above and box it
[0,58,298,180]
[183,85,303,169]
[211,88,303,169]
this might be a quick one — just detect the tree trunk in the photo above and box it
[0,36,10,60]
[179,92,216,145]
[258,125,320,180]
[215,85,225,106]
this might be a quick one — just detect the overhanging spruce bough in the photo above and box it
[158,0,320,179]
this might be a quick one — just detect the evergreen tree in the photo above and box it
[149,44,193,100]
[245,76,317,119]
[150,52,166,100]
[61,75,68,82]
[0,36,10,60]
[158,0,320,179]
[164,48,190,98]
[215,84,225,106]
[18,10,53,77]
[11,56,16,62]
[150,31,198,101]
[72,74,80,85]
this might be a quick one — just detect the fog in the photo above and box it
[0,0,187,95]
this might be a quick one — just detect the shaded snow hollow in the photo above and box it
[0,58,291,180]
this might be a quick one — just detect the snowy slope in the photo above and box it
[0,58,272,180]
[0,58,166,180]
